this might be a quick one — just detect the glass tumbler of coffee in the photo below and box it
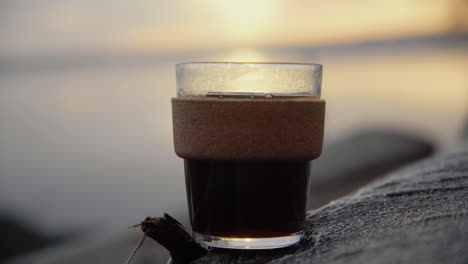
[172,62,325,249]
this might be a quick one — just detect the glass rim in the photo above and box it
[176,62,323,69]
[176,61,322,98]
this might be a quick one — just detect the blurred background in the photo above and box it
[1,0,467,263]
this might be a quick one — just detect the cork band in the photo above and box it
[172,97,325,160]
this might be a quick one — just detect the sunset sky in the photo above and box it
[1,0,466,56]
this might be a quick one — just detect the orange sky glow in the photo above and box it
[0,0,467,55]
[123,0,462,52]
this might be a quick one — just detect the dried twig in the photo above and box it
[124,234,146,264]
[125,214,207,264]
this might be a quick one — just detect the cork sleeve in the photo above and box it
[172,97,325,161]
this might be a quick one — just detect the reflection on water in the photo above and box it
[325,52,468,113]
[0,44,467,234]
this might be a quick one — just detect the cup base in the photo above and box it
[193,232,302,250]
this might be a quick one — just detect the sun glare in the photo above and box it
[214,0,277,44]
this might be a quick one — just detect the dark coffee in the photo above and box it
[184,159,310,238]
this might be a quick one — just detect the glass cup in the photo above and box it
[172,62,324,249]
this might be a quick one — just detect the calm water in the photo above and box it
[0,43,467,234]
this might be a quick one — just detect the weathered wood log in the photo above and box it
[193,141,468,264]
[308,130,434,209]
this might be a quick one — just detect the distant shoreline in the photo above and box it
[1,32,467,75]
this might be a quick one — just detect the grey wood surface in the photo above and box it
[194,142,468,264]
